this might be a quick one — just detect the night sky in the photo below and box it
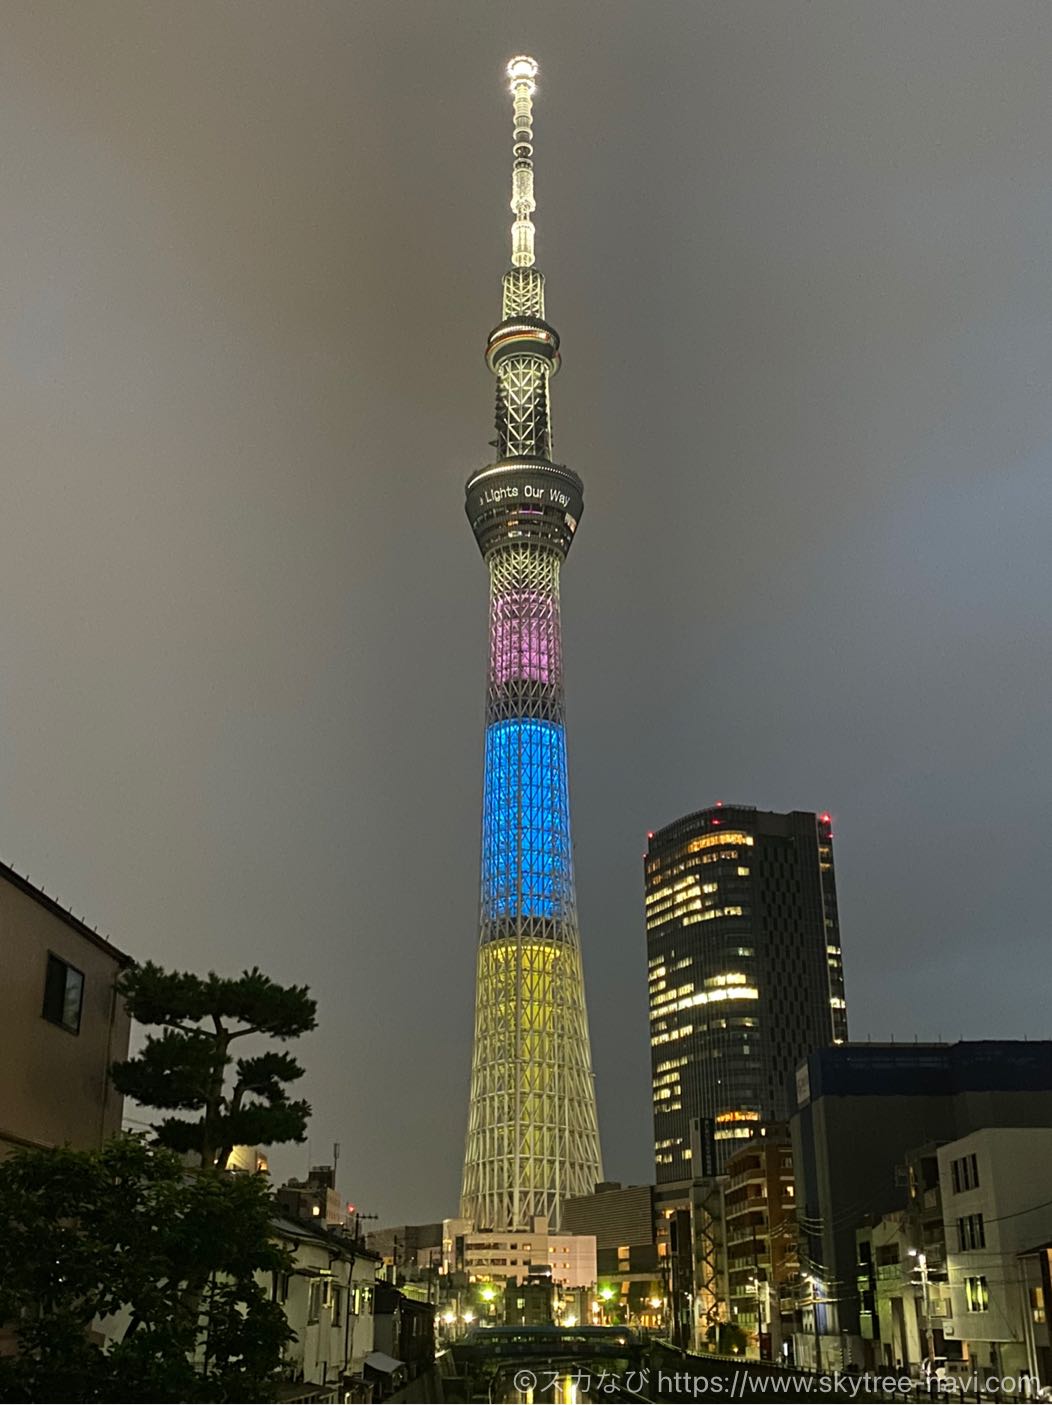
[3,2,1051,1224]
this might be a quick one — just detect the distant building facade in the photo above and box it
[441,1215,596,1290]
[0,860,132,1157]
[276,1164,345,1226]
[561,1181,665,1326]
[646,805,845,1179]
[367,1223,444,1273]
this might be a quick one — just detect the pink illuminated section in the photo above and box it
[489,589,562,686]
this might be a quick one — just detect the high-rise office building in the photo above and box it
[646,805,846,1178]
[460,58,602,1232]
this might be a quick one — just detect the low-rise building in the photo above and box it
[0,860,132,1157]
[269,1214,379,1403]
[855,1209,952,1373]
[371,1280,435,1397]
[440,1215,596,1290]
[723,1125,798,1360]
[502,1272,557,1327]
[939,1127,1052,1386]
[855,1143,951,1372]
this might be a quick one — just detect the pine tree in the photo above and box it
[111,962,317,1169]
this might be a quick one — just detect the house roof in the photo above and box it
[364,1352,404,1375]
[1018,1240,1052,1257]
[0,857,134,967]
[270,1213,381,1261]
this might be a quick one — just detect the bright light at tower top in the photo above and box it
[506,55,539,92]
[506,55,540,268]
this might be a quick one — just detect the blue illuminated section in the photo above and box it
[481,718,572,923]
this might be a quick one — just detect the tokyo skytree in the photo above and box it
[460,57,603,1232]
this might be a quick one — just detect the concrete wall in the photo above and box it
[562,1183,654,1251]
[0,869,131,1155]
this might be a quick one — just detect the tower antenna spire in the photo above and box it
[506,55,539,268]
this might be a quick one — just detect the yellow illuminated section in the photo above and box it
[682,905,743,926]
[464,936,600,1227]
[714,1108,761,1140]
[649,970,759,1023]
[686,831,755,852]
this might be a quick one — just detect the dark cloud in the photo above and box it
[2,1,1050,1221]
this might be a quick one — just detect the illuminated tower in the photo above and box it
[460,57,602,1232]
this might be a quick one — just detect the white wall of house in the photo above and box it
[269,1227,376,1388]
[938,1128,1052,1383]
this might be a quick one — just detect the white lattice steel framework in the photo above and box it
[460,58,602,1232]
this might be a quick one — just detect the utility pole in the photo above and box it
[909,1249,935,1366]
[349,1209,378,1246]
[804,1274,822,1371]
[750,1228,766,1360]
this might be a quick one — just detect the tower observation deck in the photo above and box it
[460,57,603,1232]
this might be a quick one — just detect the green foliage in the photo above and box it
[706,1320,750,1355]
[111,962,316,1168]
[0,1137,293,1403]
